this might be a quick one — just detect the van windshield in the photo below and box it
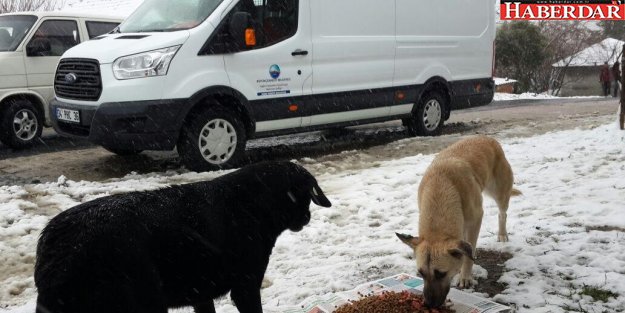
[119,0,224,33]
[0,15,38,52]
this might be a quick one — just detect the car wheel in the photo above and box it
[0,99,43,149]
[103,147,143,156]
[178,106,247,172]
[404,90,446,137]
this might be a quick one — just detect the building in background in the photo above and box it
[552,38,624,97]
[494,77,518,94]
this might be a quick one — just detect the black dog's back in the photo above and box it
[36,183,234,312]
[35,161,331,313]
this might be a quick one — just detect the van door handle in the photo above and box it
[291,49,309,56]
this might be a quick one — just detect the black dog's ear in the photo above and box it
[310,183,331,207]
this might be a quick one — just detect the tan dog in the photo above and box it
[397,136,521,308]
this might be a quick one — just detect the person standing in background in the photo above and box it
[600,62,611,97]
[620,54,624,130]
[612,61,621,98]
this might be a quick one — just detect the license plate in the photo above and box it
[56,108,80,123]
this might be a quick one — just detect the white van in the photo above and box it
[51,0,495,171]
[0,12,121,148]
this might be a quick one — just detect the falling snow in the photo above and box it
[1,118,624,312]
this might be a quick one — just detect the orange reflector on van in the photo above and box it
[289,104,298,112]
[395,91,406,101]
[245,28,256,47]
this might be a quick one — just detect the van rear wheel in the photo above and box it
[404,90,445,137]
[0,99,43,149]
[178,106,247,172]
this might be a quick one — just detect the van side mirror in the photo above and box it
[26,38,51,57]
[229,12,256,51]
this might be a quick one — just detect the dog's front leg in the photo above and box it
[458,217,482,288]
[231,286,263,313]
[458,255,474,288]
[498,210,509,242]
[193,301,216,313]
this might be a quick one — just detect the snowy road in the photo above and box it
[1,97,624,313]
[0,98,619,185]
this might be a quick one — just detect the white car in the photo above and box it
[0,11,121,148]
[51,0,496,171]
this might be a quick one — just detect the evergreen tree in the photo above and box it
[496,21,551,93]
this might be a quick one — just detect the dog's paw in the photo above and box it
[456,276,475,289]
[261,277,273,289]
[498,234,509,242]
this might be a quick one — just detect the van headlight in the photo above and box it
[112,46,180,80]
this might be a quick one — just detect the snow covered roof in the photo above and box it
[553,38,624,68]
[61,0,144,18]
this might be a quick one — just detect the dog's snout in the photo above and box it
[423,283,450,309]
[424,295,446,309]
[289,211,311,232]
[301,212,311,226]
[424,298,445,309]
[424,299,434,309]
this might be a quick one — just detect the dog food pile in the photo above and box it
[334,291,454,313]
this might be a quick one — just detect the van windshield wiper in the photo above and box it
[134,29,168,33]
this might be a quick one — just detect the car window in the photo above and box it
[0,15,38,52]
[85,21,120,39]
[247,0,299,48]
[119,0,223,32]
[26,19,79,57]
[203,0,298,54]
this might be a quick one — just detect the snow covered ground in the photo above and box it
[1,120,625,312]
[493,92,604,102]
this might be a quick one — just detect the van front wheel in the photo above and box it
[0,99,43,149]
[403,91,446,137]
[178,106,247,172]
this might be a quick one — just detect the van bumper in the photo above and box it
[450,78,495,110]
[50,99,186,151]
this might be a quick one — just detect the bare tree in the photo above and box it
[536,21,598,95]
[598,20,625,42]
[0,0,65,14]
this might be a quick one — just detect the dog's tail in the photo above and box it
[510,188,522,197]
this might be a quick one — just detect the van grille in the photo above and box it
[55,58,102,101]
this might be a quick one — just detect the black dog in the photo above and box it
[34,161,331,313]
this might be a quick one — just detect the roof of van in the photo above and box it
[0,11,123,21]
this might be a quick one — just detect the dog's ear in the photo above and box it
[310,182,331,208]
[396,233,422,249]
[448,241,474,261]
